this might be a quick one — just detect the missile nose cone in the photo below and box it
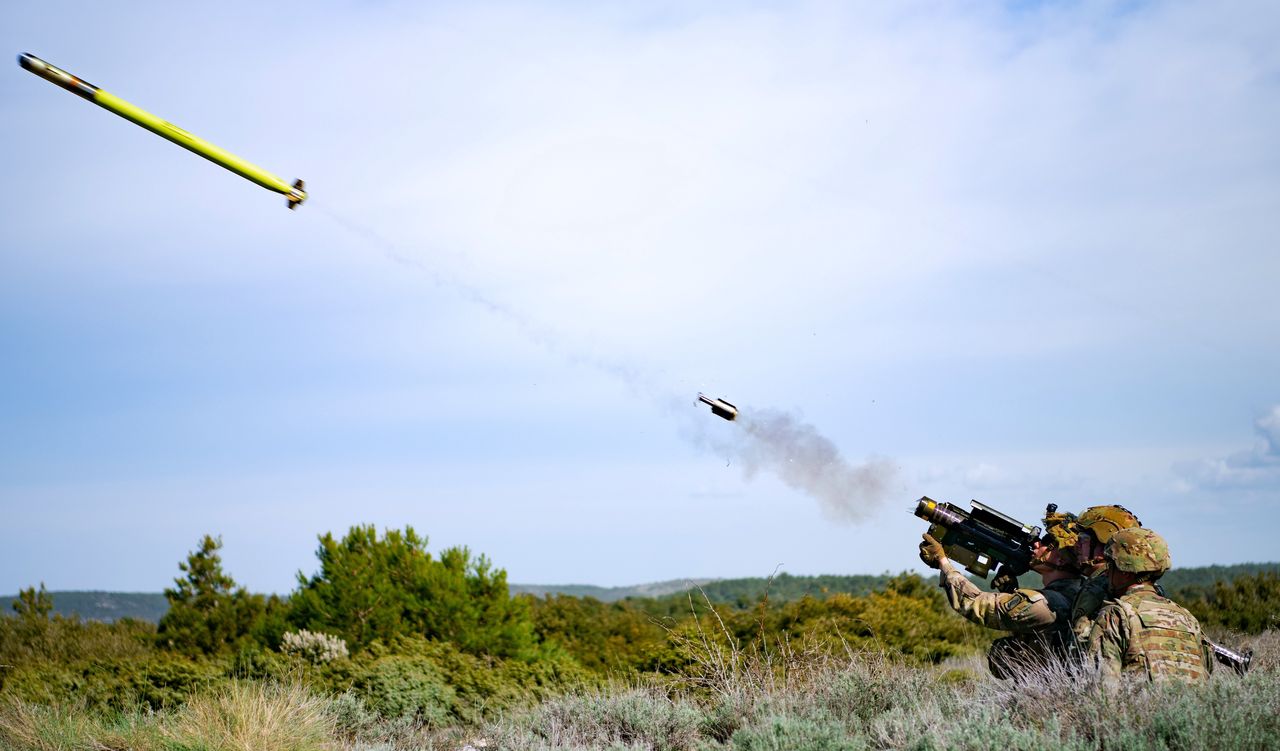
[17,53,96,98]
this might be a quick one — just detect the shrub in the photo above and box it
[290,525,535,659]
[0,613,156,676]
[281,629,349,664]
[1180,572,1280,634]
[527,594,670,675]
[0,653,225,711]
[518,685,703,751]
[731,713,863,751]
[350,654,456,726]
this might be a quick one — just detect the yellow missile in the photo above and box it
[18,53,305,209]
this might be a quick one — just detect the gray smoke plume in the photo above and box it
[702,406,896,524]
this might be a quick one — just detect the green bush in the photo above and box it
[1179,572,1280,634]
[1,654,224,710]
[289,635,592,725]
[0,613,155,673]
[349,654,456,725]
[290,525,536,659]
[527,594,671,675]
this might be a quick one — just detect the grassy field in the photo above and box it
[5,543,1276,751]
[2,629,1276,751]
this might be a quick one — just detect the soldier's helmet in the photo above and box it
[1042,509,1079,549]
[1076,505,1141,544]
[1105,527,1172,574]
[1041,510,1079,565]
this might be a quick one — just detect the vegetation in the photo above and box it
[8,565,1274,624]
[158,534,287,655]
[1181,571,1280,634]
[2,526,1278,749]
[290,526,534,659]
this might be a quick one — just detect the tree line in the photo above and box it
[2,525,1276,722]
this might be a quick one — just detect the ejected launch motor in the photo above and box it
[697,393,738,421]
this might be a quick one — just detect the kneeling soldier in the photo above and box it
[1085,527,1213,684]
[919,510,1083,679]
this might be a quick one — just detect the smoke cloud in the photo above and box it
[700,407,896,524]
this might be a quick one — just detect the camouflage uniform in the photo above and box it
[1071,570,1110,645]
[1085,528,1213,684]
[937,559,1082,678]
[1086,583,1212,683]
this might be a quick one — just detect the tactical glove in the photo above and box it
[992,571,1019,593]
[918,533,946,569]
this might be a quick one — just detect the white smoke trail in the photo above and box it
[314,201,896,521]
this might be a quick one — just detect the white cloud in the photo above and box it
[1174,406,1280,490]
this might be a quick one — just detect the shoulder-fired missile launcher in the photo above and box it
[914,496,1041,579]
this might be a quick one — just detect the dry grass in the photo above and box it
[0,697,165,751]
[165,680,336,751]
[478,625,1280,751]
[0,681,335,751]
[3,629,1278,750]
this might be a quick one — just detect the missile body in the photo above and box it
[18,53,305,209]
[697,393,738,421]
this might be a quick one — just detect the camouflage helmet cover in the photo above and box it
[1076,504,1141,544]
[1105,527,1172,574]
[1041,508,1080,552]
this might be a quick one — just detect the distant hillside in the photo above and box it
[0,591,168,623]
[646,572,899,608]
[7,562,1277,623]
[1161,563,1280,592]
[509,578,717,601]
[967,561,1280,593]
[512,574,899,609]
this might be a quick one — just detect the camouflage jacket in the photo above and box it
[1071,570,1110,644]
[1085,583,1212,684]
[938,560,1082,634]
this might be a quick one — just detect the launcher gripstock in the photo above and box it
[913,496,1042,579]
[1208,639,1253,676]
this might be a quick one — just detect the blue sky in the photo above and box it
[2,1,1278,594]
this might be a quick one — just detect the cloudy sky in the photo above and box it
[2,1,1277,595]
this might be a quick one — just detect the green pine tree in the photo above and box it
[290,525,534,658]
[12,582,53,620]
[158,534,275,654]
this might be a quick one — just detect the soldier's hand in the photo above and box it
[919,533,946,569]
[992,571,1018,593]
